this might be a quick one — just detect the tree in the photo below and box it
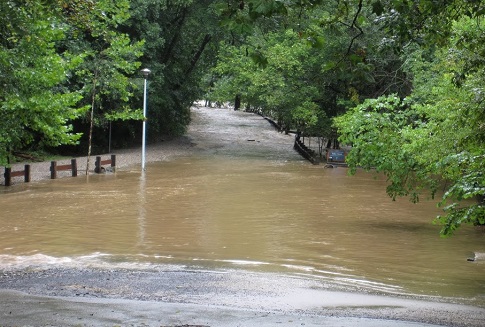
[58,0,144,173]
[123,0,222,138]
[370,0,485,48]
[0,0,86,166]
[334,15,485,235]
[210,1,409,141]
[211,28,322,132]
[210,0,485,235]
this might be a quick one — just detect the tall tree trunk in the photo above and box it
[184,34,212,77]
[161,8,188,64]
[172,33,212,91]
[234,94,241,111]
[86,73,98,175]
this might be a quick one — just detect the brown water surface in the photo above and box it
[1,108,484,307]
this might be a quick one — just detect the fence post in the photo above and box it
[4,167,11,186]
[50,161,57,179]
[95,156,101,173]
[24,164,30,183]
[71,159,77,177]
[111,154,116,172]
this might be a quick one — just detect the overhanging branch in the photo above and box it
[346,0,364,55]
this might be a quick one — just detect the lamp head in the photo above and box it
[141,68,151,78]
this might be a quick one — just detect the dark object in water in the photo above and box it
[327,149,345,162]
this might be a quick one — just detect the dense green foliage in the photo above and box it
[209,1,409,140]
[0,1,86,166]
[123,0,221,137]
[334,2,485,235]
[1,0,484,235]
[1,0,220,163]
[59,0,144,171]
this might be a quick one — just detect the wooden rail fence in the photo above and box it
[3,165,31,186]
[3,154,117,186]
[50,159,77,179]
[294,136,319,165]
[95,155,116,173]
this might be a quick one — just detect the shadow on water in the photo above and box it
[362,221,434,233]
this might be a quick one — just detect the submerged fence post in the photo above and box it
[50,161,57,179]
[71,159,77,177]
[4,167,11,186]
[24,164,30,183]
[95,156,101,173]
[111,154,116,171]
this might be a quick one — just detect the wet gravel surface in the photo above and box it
[1,266,485,326]
[1,267,267,303]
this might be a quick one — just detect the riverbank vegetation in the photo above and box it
[1,0,484,235]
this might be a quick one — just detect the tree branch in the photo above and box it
[161,7,188,64]
[184,34,212,77]
[346,0,364,55]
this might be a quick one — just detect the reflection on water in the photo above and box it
[1,155,484,306]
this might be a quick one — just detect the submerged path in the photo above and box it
[1,108,485,326]
[3,107,299,185]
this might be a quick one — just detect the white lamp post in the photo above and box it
[141,68,151,171]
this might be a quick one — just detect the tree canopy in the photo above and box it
[334,2,485,236]
[0,1,86,166]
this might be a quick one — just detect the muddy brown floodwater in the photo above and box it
[0,107,485,326]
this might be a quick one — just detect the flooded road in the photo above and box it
[1,107,484,309]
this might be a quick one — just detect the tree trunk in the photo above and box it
[184,34,212,77]
[161,8,188,64]
[234,94,241,111]
[86,73,98,175]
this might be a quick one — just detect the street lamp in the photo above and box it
[141,68,151,171]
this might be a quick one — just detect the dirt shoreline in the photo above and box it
[1,107,485,326]
[2,266,485,327]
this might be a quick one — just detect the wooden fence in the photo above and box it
[3,165,31,186]
[3,154,117,186]
[294,136,319,165]
[50,159,77,179]
[95,155,116,173]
